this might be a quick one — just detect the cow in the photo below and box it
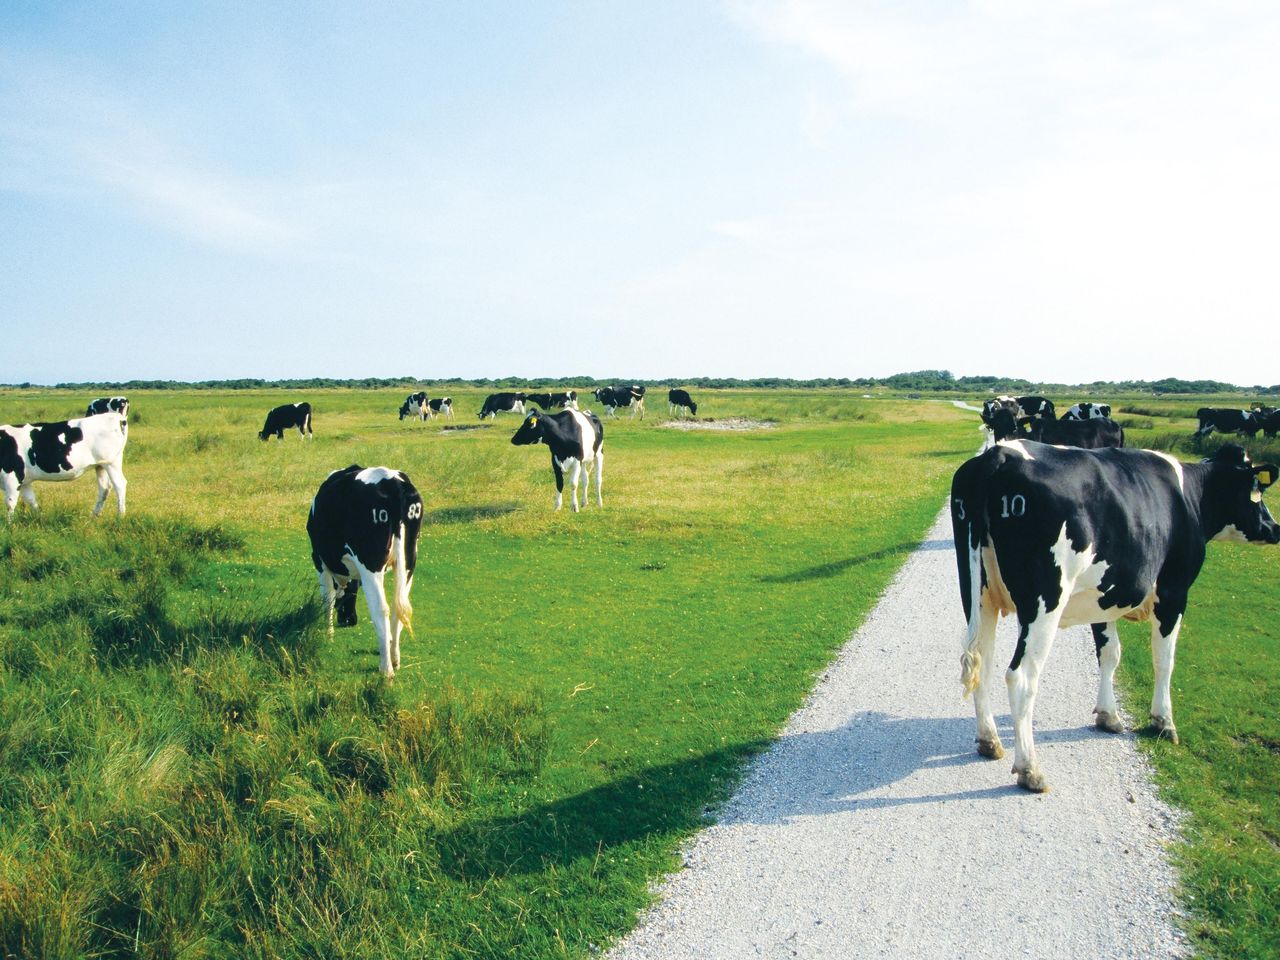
[593,385,646,420]
[668,388,698,417]
[399,392,429,421]
[524,391,578,411]
[1,412,129,517]
[951,441,1278,792]
[478,392,526,420]
[86,396,129,418]
[427,397,454,419]
[510,408,604,512]
[307,465,423,677]
[1261,409,1280,438]
[1014,396,1055,420]
[978,397,1020,448]
[259,402,313,440]
[1061,402,1112,421]
[1196,407,1261,438]
[989,409,1124,449]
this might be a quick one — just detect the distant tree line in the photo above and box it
[13,371,1277,395]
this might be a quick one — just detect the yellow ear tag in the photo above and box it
[529,417,537,427]
[1259,470,1273,485]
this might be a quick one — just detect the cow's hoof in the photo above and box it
[1149,716,1179,744]
[1094,710,1124,734]
[1015,768,1050,793]
[976,737,1005,759]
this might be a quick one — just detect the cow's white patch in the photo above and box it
[1148,450,1185,492]
[997,439,1036,460]
[355,466,399,486]
[1212,523,1248,543]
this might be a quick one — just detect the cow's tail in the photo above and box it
[952,451,999,698]
[390,523,413,635]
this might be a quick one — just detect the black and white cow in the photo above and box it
[307,465,424,677]
[1260,409,1280,438]
[1,412,129,517]
[1196,407,1261,438]
[510,408,604,512]
[668,388,698,417]
[86,396,129,418]
[259,402,313,440]
[427,397,454,419]
[978,397,1020,448]
[1062,402,1112,421]
[478,392,526,420]
[1014,396,1055,420]
[990,409,1124,449]
[399,392,430,421]
[951,441,1278,792]
[593,385,646,420]
[524,391,578,411]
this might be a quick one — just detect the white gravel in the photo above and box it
[608,504,1187,960]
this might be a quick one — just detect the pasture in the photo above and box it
[0,387,1276,958]
[0,388,970,958]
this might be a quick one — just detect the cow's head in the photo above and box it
[1097,404,1112,419]
[990,408,1026,443]
[687,399,698,416]
[398,402,411,420]
[510,412,545,446]
[1205,445,1280,543]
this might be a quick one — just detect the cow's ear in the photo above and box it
[1254,464,1277,498]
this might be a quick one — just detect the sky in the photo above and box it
[3,1,1278,386]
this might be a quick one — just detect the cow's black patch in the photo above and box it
[27,422,83,474]
[0,430,24,481]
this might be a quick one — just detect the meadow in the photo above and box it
[0,387,1275,958]
[0,388,973,959]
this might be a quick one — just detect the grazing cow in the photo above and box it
[990,409,1124,449]
[510,409,604,511]
[524,391,578,411]
[259,402,313,440]
[1196,407,1261,438]
[86,396,129,418]
[427,397,454,419]
[478,392,526,420]
[593,385,646,420]
[1260,409,1280,438]
[399,392,430,421]
[1014,396,1055,420]
[668,388,698,417]
[951,442,1278,792]
[307,465,423,677]
[1,412,129,517]
[1062,402,1112,421]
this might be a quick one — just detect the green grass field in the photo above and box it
[0,388,973,958]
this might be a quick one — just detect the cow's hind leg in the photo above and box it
[593,452,603,507]
[357,565,395,677]
[1149,606,1184,744]
[1092,622,1124,733]
[93,466,111,516]
[964,593,1004,759]
[102,463,127,516]
[1006,608,1065,792]
[567,460,583,512]
[317,570,341,637]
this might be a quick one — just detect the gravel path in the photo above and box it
[608,502,1186,959]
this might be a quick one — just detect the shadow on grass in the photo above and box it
[428,502,520,524]
[758,542,918,583]
[439,711,1117,880]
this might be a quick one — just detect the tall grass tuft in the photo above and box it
[0,510,549,958]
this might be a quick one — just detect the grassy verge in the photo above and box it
[0,389,973,957]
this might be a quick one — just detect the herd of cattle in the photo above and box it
[2,388,1277,795]
[959,395,1278,791]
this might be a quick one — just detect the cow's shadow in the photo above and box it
[758,539,950,584]
[436,711,1109,880]
[427,502,520,524]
